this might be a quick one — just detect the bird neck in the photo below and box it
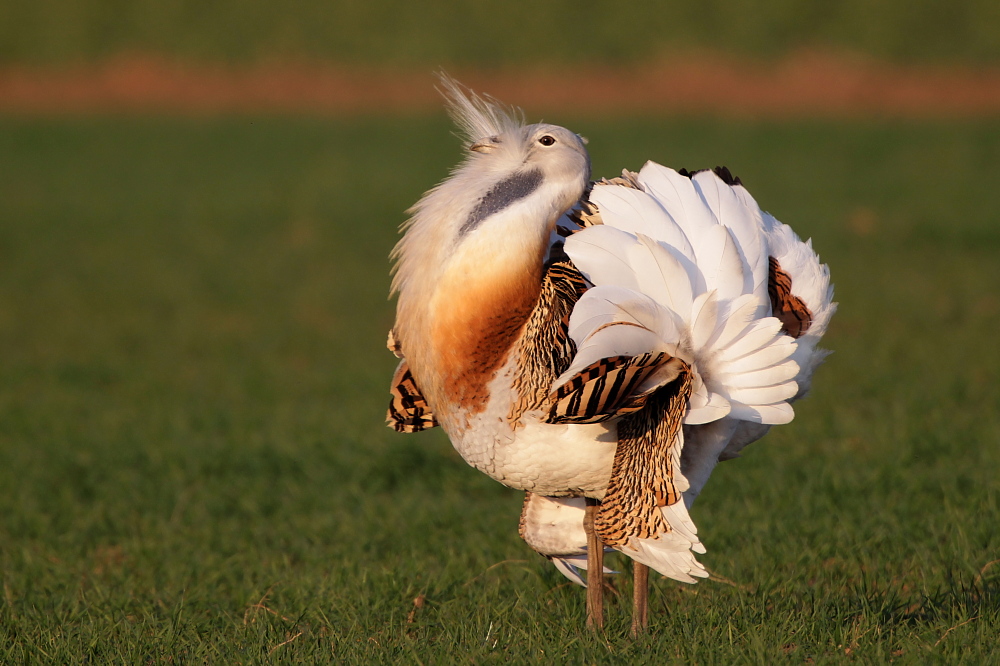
[399,218,551,424]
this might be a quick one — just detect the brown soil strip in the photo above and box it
[2,54,999,118]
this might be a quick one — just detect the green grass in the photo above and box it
[1,0,999,66]
[0,113,998,663]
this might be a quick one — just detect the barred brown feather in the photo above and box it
[546,352,675,425]
[386,360,438,433]
[507,258,589,425]
[768,256,813,339]
[595,367,693,548]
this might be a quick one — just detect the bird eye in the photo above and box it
[538,135,556,146]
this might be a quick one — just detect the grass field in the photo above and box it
[0,114,998,663]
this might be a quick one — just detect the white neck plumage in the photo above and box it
[393,184,572,422]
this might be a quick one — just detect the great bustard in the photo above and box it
[386,78,835,633]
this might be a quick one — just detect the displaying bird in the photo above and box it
[386,77,835,634]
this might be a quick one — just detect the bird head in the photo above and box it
[463,122,591,213]
[433,74,590,238]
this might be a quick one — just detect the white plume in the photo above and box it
[435,74,524,148]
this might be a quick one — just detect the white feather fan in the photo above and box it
[550,162,834,579]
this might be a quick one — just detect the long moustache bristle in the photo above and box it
[436,73,525,146]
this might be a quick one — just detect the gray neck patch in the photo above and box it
[461,169,544,236]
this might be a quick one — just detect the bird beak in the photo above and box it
[470,136,499,153]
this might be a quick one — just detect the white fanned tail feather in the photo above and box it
[761,211,837,399]
[622,488,710,584]
[718,186,837,461]
[560,163,802,428]
[551,162,834,584]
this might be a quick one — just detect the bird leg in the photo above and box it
[631,561,649,636]
[584,498,604,630]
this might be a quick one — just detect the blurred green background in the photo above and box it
[1,116,998,663]
[1,0,999,66]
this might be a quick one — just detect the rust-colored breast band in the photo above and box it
[435,272,541,416]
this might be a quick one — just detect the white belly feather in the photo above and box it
[444,358,618,498]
